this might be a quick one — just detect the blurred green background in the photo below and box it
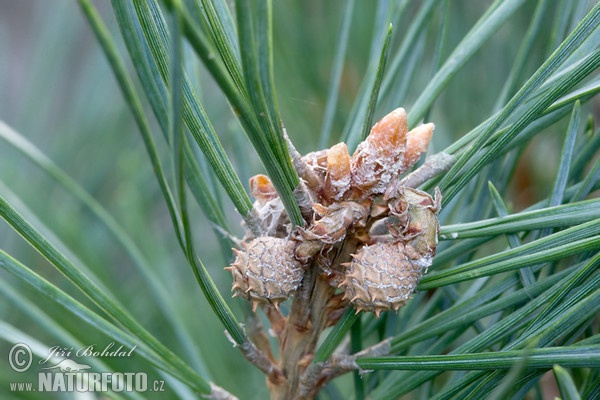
[0,1,592,399]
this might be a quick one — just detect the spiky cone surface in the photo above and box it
[340,241,430,317]
[226,237,304,310]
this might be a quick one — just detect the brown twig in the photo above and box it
[262,303,287,344]
[298,338,393,397]
[204,383,239,400]
[399,152,455,188]
[269,263,335,399]
[283,127,323,194]
[225,330,285,386]
[240,338,286,385]
[247,313,277,362]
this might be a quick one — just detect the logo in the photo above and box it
[8,343,32,373]
[7,342,165,394]
[40,359,91,372]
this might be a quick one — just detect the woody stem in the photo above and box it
[269,263,334,400]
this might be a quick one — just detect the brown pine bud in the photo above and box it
[301,201,370,244]
[324,142,351,201]
[403,123,434,170]
[339,241,430,317]
[249,174,278,205]
[351,108,408,196]
[226,237,304,311]
[387,187,440,259]
[300,149,329,187]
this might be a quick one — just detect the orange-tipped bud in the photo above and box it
[351,108,409,195]
[403,123,434,170]
[324,142,351,201]
[249,174,278,205]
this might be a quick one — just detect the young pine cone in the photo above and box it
[340,241,431,317]
[226,237,305,311]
